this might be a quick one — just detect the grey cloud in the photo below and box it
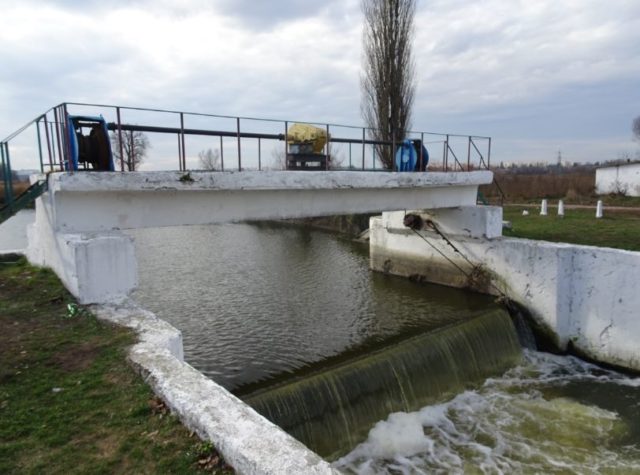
[215,0,356,29]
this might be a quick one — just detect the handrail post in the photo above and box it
[180,112,186,171]
[443,135,449,171]
[53,107,64,170]
[3,143,14,212]
[467,136,471,170]
[1,144,9,208]
[391,125,396,171]
[325,124,330,170]
[116,107,125,171]
[177,135,182,171]
[419,132,424,171]
[258,137,261,171]
[36,118,44,173]
[62,103,72,170]
[372,142,376,169]
[361,128,365,170]
[43,114,53,171]
[487,137,492,169]
[219,135,224,171]
[284,121,288,170]
[236,117,241,171]
[129,128,135,171]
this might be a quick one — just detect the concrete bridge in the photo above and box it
[27,169,492,303]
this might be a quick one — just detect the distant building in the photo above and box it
[595,162,640,196]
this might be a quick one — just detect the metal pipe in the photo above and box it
[116,107,125,172]
[349,142,352,169]
[236,117,241,171]
[105,122,394,146]
[258,137,261,171]
[487,138,492,169]
[467,136,471,170]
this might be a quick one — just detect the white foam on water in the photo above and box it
[334,350,640,474]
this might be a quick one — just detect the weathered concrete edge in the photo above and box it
[91,302,338,475]
[370,210,640,372]
[43,170,494,192]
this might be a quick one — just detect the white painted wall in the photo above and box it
[370,209,640,371]
[595,163,640,196]
[40,170,491,233]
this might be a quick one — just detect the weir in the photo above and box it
[241,309,522,459]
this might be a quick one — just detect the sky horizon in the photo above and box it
[2,0,639,170]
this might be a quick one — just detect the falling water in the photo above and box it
[242,310,521,458]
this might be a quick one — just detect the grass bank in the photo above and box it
[503,207,640,251]
[0,256,232,474]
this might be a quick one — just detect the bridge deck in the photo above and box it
[38,170,492,233]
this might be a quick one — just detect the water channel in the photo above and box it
[128,221,640,473]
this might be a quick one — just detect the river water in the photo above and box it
[129,222,640,473]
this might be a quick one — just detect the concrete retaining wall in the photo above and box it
[370,208,640,371]
[92,303,338,475]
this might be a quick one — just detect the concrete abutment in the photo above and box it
[370,208,640,371]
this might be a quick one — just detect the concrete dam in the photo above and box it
[17,166,638,472]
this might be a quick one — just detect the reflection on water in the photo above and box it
[130,222,499,391]
[334,350,640,473]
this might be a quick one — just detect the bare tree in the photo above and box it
[361,0,416,169]
[270,147,287,170]
[198,148,220,170]
[328,143,345,169]
[633,116,640,142]
[110,130,149,171]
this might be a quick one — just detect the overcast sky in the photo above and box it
[2,0,639,169]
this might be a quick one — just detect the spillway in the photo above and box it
[241,309,522,458]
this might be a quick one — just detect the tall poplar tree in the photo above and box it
[361,0,416,169]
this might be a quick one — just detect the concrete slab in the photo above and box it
[38,171,492,233]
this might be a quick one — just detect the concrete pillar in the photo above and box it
[558,200,564,217]
[26,195,138,304]
[596,200,603,219]
[540,199,548,216]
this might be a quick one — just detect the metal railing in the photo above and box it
[1,102,493,214]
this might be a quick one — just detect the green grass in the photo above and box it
[0,257,232,474]
[503,206,640,251]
